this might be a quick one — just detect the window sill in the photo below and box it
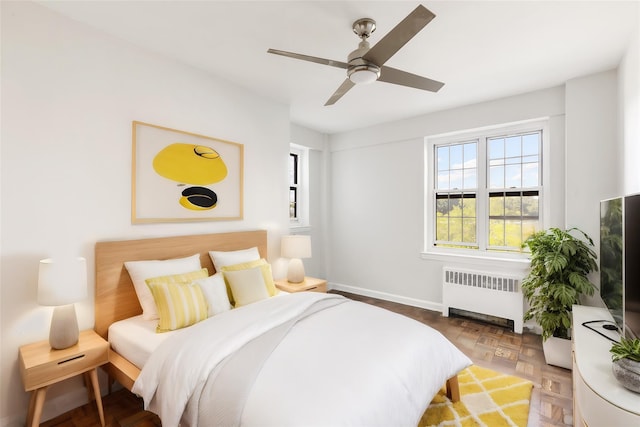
[289,224,311,233]
[420,249,531,270]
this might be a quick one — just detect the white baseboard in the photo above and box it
[329,282,443,313]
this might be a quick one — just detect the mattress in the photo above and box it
[108,315,174,369]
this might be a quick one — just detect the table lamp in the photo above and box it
[38,257,87,349]
[281,235,312,283]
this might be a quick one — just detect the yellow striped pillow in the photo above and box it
[147,281,208,332]
[146,268,210,332]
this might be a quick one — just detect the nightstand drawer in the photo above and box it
[19,330,109,391]
[305,283,327,293]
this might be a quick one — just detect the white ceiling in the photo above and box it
[38,1,639,134]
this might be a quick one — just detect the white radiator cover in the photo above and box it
[442,267,524,334]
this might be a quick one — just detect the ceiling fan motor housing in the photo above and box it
[347,39,381,84]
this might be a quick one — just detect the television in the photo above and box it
[600,193,640,339]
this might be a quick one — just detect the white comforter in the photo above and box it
[132,292,471,427]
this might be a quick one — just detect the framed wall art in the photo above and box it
[132,121,244,223]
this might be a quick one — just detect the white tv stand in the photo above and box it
[572,305,640,426]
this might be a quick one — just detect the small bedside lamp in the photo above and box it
[281,235,312,283]
[38,257,87,350]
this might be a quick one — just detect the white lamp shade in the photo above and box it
[38,257,88,306]
[281,235,312,259]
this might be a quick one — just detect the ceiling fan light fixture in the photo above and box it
[348,64,380,84]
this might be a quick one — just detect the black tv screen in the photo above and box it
[625,193,640,339]
[600,193,640,339]
[600,197,623,329]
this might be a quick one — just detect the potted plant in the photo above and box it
[522,227,598,369]
[610,337,640,393]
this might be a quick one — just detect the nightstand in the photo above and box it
[19,329,109,427]
[275,276,327,293]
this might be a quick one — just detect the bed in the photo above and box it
[95,230,471,427]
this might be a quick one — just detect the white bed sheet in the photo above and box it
[108,290,290,369]
[108,315,174,369]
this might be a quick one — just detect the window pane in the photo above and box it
[436,216,449,241]
[289,153,298,185]
[450,170,463,189]
[505,194,522,216]
[489,165,504,188]
[522,220,538,241]
[436,197,450,215]
[505,164,521,188]
[464,168,477,188]
[463,219,476,243]
[437,146,449,171]
[489,195,504,216]
[489,219,505,246]
[464,143,477,168]
[450,145,463,169]
[522,162,539,187]
[449,217,463,242]
[522,134,539,155]
[505,136,521,158]
[462,197,476,217]
[522,195,539,217]
[289,188,297,219]
[489,138,504,159]
[505,220,523,247]
[437,171,449,190]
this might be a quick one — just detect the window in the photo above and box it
[289,151,299,220]
[427,121,546,255]
[289,144,309,227]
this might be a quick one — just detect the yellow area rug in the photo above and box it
[420,365,533,427]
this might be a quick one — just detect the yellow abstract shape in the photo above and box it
[153,143,227,185]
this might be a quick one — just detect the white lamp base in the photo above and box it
[49,304,79,350]
[287,258,306,283]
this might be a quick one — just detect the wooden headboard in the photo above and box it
[94,230,268,339]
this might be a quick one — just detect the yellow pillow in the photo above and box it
[145,268,210,332]
[223,267,270,307]
[220,259,277,297]
[147,281,208,332]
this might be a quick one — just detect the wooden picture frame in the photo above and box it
[132,121,243,223]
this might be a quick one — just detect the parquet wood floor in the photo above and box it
[40,291,572,427]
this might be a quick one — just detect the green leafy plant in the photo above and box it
[522,227,598,340]
[610,337,640,362]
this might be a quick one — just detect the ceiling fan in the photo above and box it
[267,4,444,106]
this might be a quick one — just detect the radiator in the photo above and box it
[442,267,524,333]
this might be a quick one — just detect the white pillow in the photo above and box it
[193,273,232,316]
[209,247,260,272]
[223,267,269,307]
[124,254,202,320]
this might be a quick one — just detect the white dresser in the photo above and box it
[572,305,640,426]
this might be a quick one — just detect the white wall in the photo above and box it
[328,87,566,306]
[565,71,619,242]
[289,124,329,280]
[0,2,290,425]
[621,14,640,194]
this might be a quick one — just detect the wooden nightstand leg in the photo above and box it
[88,369,105,427]
[27,387,48,427]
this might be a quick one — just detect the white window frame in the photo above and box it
[289,144,310,229]
[423,119,550,264]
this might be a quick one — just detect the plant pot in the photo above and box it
[542,336,573,370]
[612,358,640,393]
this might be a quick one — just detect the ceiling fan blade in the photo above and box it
[267,48,349,69]
[363,5,435,66]
[379,66,444,92]
[325,79,355,106]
